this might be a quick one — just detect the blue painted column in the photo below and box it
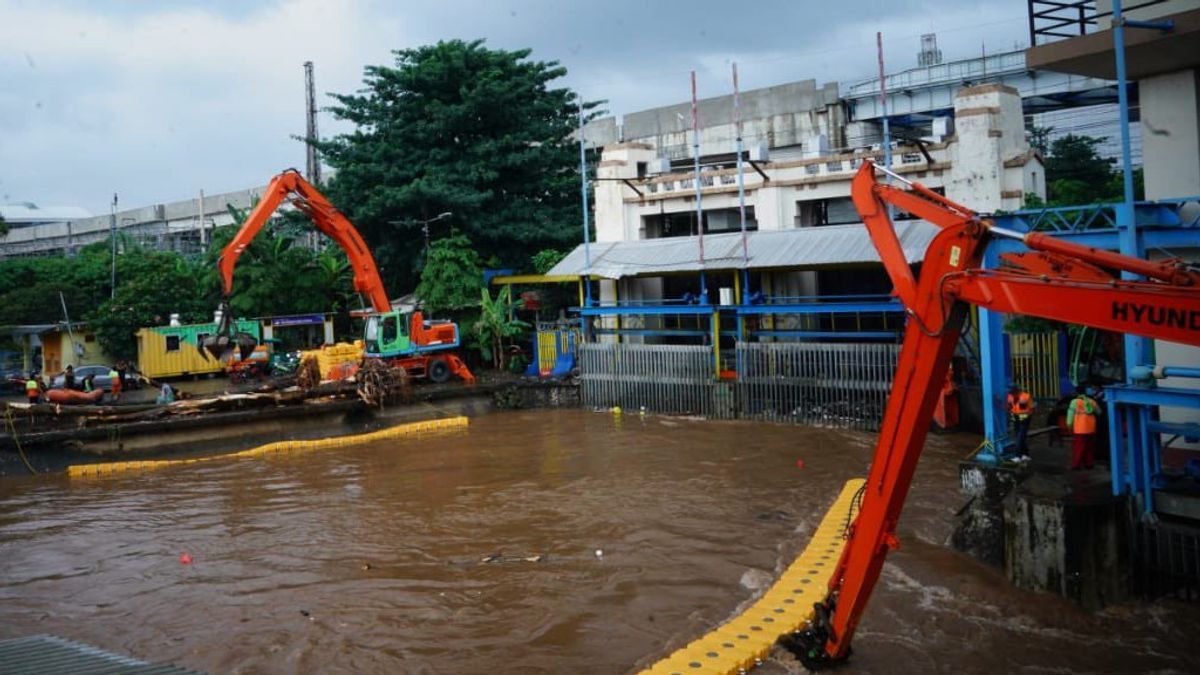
[1112,1,1154,377]
[1106,396,1124,495]
[979,243,1010,461]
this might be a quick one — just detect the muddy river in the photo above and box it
[1,410,1196,673]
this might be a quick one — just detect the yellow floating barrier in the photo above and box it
[641,478,864,675]
[67,416,469,479]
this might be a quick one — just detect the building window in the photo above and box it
[797,190,938,227]
[642,207,758,239]
[797,197,858,227]
[165,335,181,352]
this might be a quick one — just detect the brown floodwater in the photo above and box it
[1,409,1197,674]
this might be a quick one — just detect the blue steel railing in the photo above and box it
[991,197,1200,234]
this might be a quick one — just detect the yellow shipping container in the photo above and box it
[137,320,263,379]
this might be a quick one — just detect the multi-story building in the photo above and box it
[554,81,1043,311]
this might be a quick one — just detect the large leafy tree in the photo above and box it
[202,225,353,320]
[86,248,210,360]
[319,39,598,294]
[1037,133,1143,206]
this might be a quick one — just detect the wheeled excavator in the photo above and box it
[201,169,474,384]
[782,161,1200,668]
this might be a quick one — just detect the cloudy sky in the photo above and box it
[1,0,1028,214]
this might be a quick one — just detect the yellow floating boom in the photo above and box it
[641,478,864,674]
[67,416,469,478]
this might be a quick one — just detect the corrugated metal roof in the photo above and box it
[546,221,938,279]
[0,634,201,674]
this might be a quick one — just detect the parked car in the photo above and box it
[51,364,114,390]
[1,369,25,394]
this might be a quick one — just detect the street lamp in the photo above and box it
[389,211,453,259]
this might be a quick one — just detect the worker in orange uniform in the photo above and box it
[1066,386,1101,470]
[24,372,41,404]
[1007,383,1034,458]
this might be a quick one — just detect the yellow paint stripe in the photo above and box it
[640,478,864,675]
[67,416,469,479]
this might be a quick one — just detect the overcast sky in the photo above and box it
[0,0,1029,214]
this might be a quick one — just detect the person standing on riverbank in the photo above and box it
[108,365,122,402]
[1067,386,1101,470]
[1007,383,1034,458]
[24,373,41,404]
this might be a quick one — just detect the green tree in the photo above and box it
[1041,134,1143,206]
[85,249,210,360]
[320,39,600,293]
[414,233,483,316]
[473,285,529,369]
[0,214,7,239]
[0,241,124,326]
[530,248,567,275]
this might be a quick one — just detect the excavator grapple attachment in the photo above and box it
[200,303,257,362]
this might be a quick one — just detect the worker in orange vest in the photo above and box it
[1007,383,1034,458]
[24,372,41,404]
[1066,386,1101,470]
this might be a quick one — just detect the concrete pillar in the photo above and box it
[1141,69,1200,448]
[1140,69,1200,200]
[946,84,1037,213]
[753,185,787,230]
[598,279,619,343]
[595,144,656,242]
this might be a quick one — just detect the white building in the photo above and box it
[570,83,1043,307]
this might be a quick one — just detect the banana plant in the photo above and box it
[473,285,529,370]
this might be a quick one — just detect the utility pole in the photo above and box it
[198,189,207,248]
[110,193,118,299]
[691,70,706,300]
[578,102,591,305]
[304,61,322,186]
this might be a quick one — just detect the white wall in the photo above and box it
[1141,68,1200,442]
[1140,70,1200,201]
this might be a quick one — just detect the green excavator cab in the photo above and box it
[363,311,413,358]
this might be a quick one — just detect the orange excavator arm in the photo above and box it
[216,169,392,313]
[791,161,1200,668]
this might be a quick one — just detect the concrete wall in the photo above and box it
[1,185,267,258]
[584,80,843,161]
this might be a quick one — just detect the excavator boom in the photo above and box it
[792,161,1200,668]
[203,170,391,360]
[216,169,391,312]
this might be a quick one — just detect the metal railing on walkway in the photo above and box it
[579,344,732,418]
[579,342,899,429]
[737,342,899,431]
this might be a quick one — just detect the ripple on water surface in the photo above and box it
[0,409,1196,674]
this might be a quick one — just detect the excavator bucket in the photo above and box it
[200,303,258,361]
